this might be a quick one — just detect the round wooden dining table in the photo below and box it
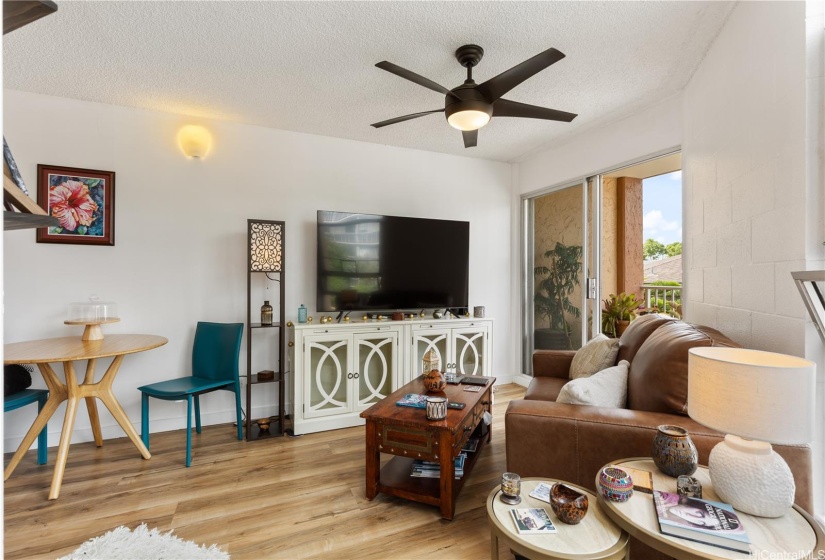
[4,334,168,499]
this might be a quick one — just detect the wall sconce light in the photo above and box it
[177,125,212,158]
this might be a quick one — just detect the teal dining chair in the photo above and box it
[138,322,244,467]
[4,388,49,465]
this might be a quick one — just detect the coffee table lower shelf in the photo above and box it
[377,433,488,508]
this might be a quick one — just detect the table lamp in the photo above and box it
[687,347,815,518]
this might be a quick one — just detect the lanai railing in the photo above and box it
[641,284,682,316]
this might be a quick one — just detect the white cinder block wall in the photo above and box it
[682,0,825,521]
[3,90,513,452]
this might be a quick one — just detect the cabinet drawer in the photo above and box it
[453,414,477,453]
[380,424,437,461]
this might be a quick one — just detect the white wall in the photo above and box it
[682,0,825,520]
[515,94,683,196]
[2,90,512,450]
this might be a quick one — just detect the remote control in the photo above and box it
[448,402,466,409]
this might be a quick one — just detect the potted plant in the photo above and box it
[601,292,642,338]
[534,242,583,350]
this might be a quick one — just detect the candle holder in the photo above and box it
[500,472,521,505]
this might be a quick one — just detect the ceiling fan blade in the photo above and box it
[462,129,478,148]
[493,98,577,122]
[375,61,461,99]
[477,48,566,102]
[371,109,444,128]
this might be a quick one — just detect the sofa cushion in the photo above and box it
[557,360,630,407]
[569,334,620,379]
[627,321,739,415]
[616,314,676,364]
[524,376,568,401]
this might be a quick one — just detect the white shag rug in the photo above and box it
[60,524,229,560]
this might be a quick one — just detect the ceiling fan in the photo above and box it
[371,44,577,148]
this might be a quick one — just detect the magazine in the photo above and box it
[509,508,557,534]
[528,482,553,504]
[653,491,751,553]
[396,393,429,409]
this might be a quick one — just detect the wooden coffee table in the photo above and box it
[360,375,495,519]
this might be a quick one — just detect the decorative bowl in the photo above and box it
[423,370,446,392]
[255,418,271,432]
[598,467,634,502]
[550,483,589,524]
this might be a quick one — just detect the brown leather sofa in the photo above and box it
[506,314,814,515]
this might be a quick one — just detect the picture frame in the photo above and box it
[36,164,115,245]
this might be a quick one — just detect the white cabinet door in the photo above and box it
[452,326,489,376]
[353,331,398,411]
[303,334,351,419]
[410,327,451,383]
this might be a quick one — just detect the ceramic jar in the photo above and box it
[423,370,446,392]
[652,425,698,477]
[598,467,633,502]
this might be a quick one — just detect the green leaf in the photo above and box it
[84,179,101,188]
[77,226,87,235]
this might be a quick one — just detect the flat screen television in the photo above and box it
[317,211,469,312]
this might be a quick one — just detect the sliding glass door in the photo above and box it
[522,151,681,375]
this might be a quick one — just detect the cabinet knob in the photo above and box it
[464,425,473,432]
[288,341,294,347]
[347,372,354,379]
[482,400,490,405]
[354,372,360,379]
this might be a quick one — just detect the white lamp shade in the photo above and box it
[688,347,815,445]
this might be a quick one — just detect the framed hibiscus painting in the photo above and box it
[36,165,115,246]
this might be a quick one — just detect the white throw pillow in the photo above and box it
[557,360,630,408]
[569,334,620,379]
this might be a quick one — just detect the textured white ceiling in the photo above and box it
[3,1,734,162]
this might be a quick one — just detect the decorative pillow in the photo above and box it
[557,360,630,408]
[569,334,620,379]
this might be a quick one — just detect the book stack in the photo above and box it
[410,452,467,479]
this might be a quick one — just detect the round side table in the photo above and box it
[597,458,825,560]
[487,477,628,560]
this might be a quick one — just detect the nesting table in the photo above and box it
[597,458,825,560]
[4,334,168,499]
[487,478,628,560]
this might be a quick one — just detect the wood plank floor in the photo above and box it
[5,384,526,559]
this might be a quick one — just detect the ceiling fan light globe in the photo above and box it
[447,110,491,131]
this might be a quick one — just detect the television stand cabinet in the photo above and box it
[289,316,493,435]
